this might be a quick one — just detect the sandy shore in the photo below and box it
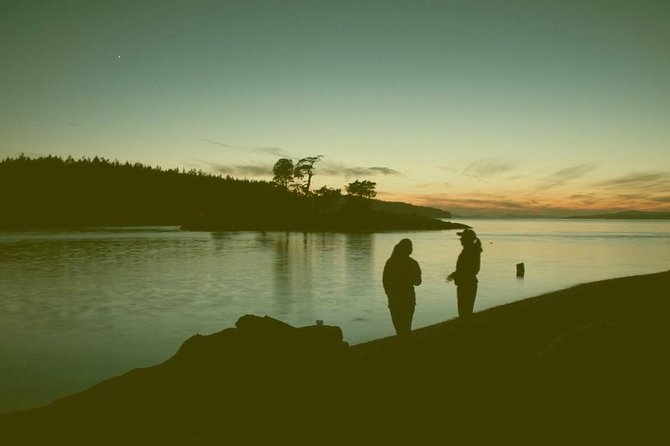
[1,270,668,445]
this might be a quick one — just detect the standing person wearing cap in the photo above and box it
[382,238,422,337]
[447,229,482,320]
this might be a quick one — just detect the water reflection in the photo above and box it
[209,232,233,251]
[262,232,376,320]
[273,232,293,311]
[2,222,670,413]
[271,232,324,315]
[344,233,374,300]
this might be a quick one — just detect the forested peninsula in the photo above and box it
[0,155,467,232]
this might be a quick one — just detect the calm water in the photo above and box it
[1,219,669,412]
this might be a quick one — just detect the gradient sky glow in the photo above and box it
[2,0,669,216]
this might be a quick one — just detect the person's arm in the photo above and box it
[413,260,422,286]
[447,252,461,282]
[383,261,398,296]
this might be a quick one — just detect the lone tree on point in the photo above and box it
[293,155,323,194]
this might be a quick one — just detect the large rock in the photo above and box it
[171,314,348,367]
[0,314,352,445]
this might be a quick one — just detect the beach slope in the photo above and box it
[1,271,668,444]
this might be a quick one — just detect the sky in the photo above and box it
[2,0,669,216]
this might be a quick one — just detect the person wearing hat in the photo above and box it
[382,238,422,337]
[447,228,482,320]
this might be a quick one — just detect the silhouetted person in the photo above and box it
[383,238,422,337]
[447,229,482,320]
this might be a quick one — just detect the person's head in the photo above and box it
[393,238,413,257]
[457,228,476,243]
[456,228,482,251]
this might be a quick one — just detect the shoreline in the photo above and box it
[0,219,470,233]
[181,211,470,232]
[2,270,669,444]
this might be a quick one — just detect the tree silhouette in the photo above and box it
[345,180,377,198]
[314,186,342,199]
[293,155,323,194]
[272,158,295,189]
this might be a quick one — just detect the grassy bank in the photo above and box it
[1,271,668,445]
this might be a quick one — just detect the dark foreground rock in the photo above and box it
[2,272,669,445]
[1,315,352,445]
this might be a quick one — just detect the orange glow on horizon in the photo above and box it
[376,190,670,217]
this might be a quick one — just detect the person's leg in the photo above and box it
[389,302,414,336]
[405,303,415,333]
[466,283,477,315]
[457,284,476,319]
[389,304,403,335]
[456,286,466,318]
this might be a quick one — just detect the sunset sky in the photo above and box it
[2,0,669,216]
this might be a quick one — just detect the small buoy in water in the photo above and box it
[316,320,324,326]
[516,263,525,277]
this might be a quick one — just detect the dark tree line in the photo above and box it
[0,154,305,229]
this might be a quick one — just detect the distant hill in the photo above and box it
[567,210,670,220]
[370,199,450,218]
[0,155,463,231]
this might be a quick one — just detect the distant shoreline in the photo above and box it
[453,211,670,219]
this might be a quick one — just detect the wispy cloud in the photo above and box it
[539,163,596,189]
[414,182,451,188]
[463,159,515,179]
[203,139,234,148]
[415,194,528,210]
[203,139,291,157]
[568,194,603,206]
[255,147,290,157]
[319,161,402,177]
[615,193,651,200]
[390,177,670,217]
[369,167,400,175]
[444,197,527,209]
[411,193,602,217]
[593,171,670,188]
[199,160,273,177]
